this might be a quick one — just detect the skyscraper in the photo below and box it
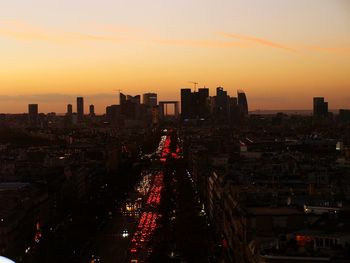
[143,93,158,108]
[106,105,120,124]
[339,109,350,122]
[198,88,210,118]
[120,93,127,105]
[28,104,38,127]
[127,95,141,105]
[120,93,141,119]
[181,88,192,119]
[313,97,328,118]
[120,93,141,105]
[89,104,95,117]
[77,97,84,122]
[237,90,249,116]
[180,88,209,119]
[214,87,229,117]
[67,104,73,115]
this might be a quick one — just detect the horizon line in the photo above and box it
[0,108,346,115]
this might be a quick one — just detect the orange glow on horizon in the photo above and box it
[0,1,349,113]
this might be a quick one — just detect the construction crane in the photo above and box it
[189,81,198,91]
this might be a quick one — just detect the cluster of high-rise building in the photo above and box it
[311,96,350,121]
[28,97,95,127]
[24,87,249,128]
[313,97,329,118]
[105,92,158,127]
[181,87,249,123]
[24,91,350,129]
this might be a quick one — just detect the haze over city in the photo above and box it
[0,0,350,113]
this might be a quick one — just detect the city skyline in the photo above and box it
[1,0,350,113]
[0,89,348,114]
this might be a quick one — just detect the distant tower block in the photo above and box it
[143,93,158,107]
[159,101,179,119]
[237,90,249,116]
[28,104,38,127]
[89,104,95,116]
[76,97,84,122]
[67,104,73,115]
[313,97,328,118]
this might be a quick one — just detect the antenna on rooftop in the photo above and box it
[189,81,198,92]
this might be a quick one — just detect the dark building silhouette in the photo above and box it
[181,87,247,123]
[181,88,192,119]
[89,104,95,117]
[214,87,229,118]
[106,105,120,123]
[67,104,73,115]
[229,97,238,118]
[64,104,73,127]
[127,95,141,105]
[198,88,210,118]
[237,90,249,116]
[152,106,160,125]
[77,97,84,122]
[229,96,248,125]
[339,109,350,122]
[313,97,328,118]
[28,104,38,127]
[120,93,126,105]
[119,93,141,106]
[230,97,238,106]
[143,93,158,108]
[180,88,209,119]
[120,93,141,119]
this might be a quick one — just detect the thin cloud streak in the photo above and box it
[0,20,252,49]
[221,32,350,54]
[304,45,350,54]
[153,39,250,48]
[0,20,123,44]
[0,20,249,48]
[66,33,122,42]
[88,23,145,34]
[1,20,349,54]
[221,32,298,53]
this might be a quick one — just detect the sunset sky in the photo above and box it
[0,0,349,113]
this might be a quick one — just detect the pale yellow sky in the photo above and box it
[0,0,349,113]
